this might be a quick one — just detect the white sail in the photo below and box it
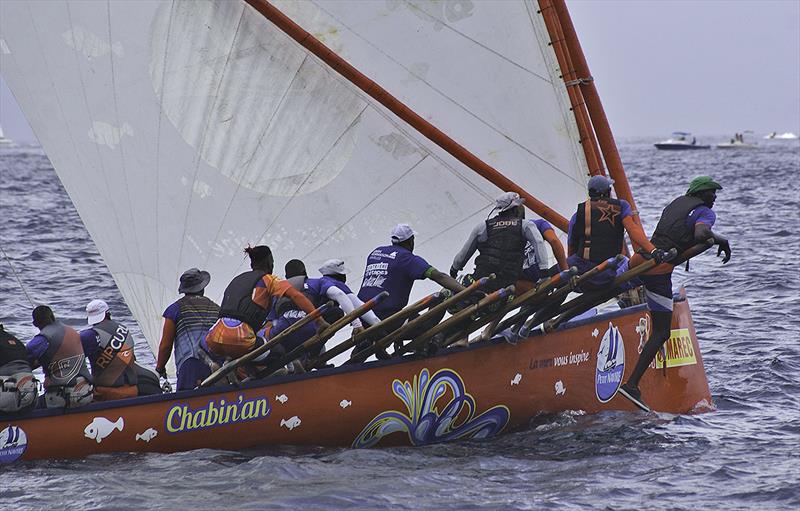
[0,0,588,373]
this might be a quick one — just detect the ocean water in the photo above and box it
[1,139,798,510]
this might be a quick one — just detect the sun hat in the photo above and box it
[319,259,349,276]
[495,192,525,212]
[178,268,211,294]
[86,299,109,325]
[687,176,722,195]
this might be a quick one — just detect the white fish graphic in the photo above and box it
[88,121,133,149]
[84,417,124,444]
[555,380,566,396]
[510,373,522,386]
[135,428,158,443]
[62,27,124,60]
[592,328,600,338]
[339,399,352,409]
[275,394,288,404]
[280,416,301,431]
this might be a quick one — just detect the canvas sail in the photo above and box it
[0,0,589,373]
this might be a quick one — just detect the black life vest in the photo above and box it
[219,270,268,331]
[0,326,29,371]
[474,214,526,285]
[570,198,625,263]
[650,195,705,252]
[39,322,92,389]
[90,319,138,387]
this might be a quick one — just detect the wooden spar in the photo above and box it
[550,0,645,239]
[244,0,569,232]
[538,0,604,178]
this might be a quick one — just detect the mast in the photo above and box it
[550,0,645,240]
[244,0,570,232]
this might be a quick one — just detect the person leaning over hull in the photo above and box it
[25,305,93,409]
[0,324,37,417]
[155,268,220,390]
[267,258,381,366]
[619,176,732,410]
[81,299,162,400]
[205,245,329,363]
[567,175,671,290]
[450,192,550,294]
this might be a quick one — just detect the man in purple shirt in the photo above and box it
[357,224,463,356]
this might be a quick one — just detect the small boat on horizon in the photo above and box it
[654,132,710,150]
[716,133,757,149]
[0,124,16,147]
[764,132,799,140]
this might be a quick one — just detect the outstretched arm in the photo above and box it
[450,223,483,275]
[427,267,465,292]
[622,216,656,253]
[542,229,568,271]
[695,223,731,263]
[155,318,176,375]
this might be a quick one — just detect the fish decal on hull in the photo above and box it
[136,428,158,443]
[276,394,288,404]
[340,400,352,409]
[353,368,510,448]
[281,416,301,431]
[85,417,124,444]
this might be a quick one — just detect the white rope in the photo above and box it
[0,246,35,307]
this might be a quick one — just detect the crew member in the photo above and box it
[26,305,93,409]
[567,175,668,290]
[206,245,329,360]
[450,192,550,292]
[81,299,162,400]
[155,268,220,390]
[0,324,37,417]
[619,176,731,409]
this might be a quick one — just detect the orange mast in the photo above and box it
[551,0,645,240]
[245,0,569,232]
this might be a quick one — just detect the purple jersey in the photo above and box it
[531,219,554,235]
[358,245,432,318]
[687,205,716,228]
[306,276,354,299]
[163,301,181,322]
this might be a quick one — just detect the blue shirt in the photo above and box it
[358,245,432,319]
[26,331,94,368]
[306,276,354,299]
[687,205,716,229]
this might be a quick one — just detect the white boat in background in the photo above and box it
[716,133,757,149]
[764,132,799,140]
[654,132,710,150]
[0,124,16,146]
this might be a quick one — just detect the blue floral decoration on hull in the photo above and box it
[353,368,510,448]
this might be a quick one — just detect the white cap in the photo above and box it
[495,192,525,212]
[86,299,109,325]
[319,258,349,276]
[390,223,416,243]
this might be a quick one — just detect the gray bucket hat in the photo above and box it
[179,268,211,294]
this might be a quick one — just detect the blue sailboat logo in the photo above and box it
[0,426,28,464]
[595,323,626,402]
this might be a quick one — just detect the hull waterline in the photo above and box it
[1,299,712,463]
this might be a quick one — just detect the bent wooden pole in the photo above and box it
[261,291,390,378]
[349,275,495,363]
[245,0,569,232]
[306,292,441,370]
[199,301,333,388]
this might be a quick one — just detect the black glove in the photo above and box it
[643,248,673,264]
[449,266,459,279]
[717,240,731,264]
[156,366,167,379]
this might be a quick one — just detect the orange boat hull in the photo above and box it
[0,299,711,462]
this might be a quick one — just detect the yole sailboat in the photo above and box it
[0,0,712,463]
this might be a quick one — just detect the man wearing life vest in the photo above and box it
[450,192,550,292]
[619,176,731,410]
[81,299,162,400]
[567,175,669,289]
[205,245,329,360]
[155,268,220,390]
[25,306,93,409]
[0,324,37,417]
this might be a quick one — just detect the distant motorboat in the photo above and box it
[764,132,799,140]
[717,133,757,149]
[654,132,710,150]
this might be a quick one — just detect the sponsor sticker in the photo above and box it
[165,394,271,434]
[595,322,625,402]
[0,426,27,464]
[651,328,698,369]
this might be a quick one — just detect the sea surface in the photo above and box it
[1,139,798,510]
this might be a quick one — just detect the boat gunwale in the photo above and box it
[14,303,650,421]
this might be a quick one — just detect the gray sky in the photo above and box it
[1,0,798,143]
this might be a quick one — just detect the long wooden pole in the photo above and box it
[551,0,644,236]
[245,0,569,232]
[538,0,604,177]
